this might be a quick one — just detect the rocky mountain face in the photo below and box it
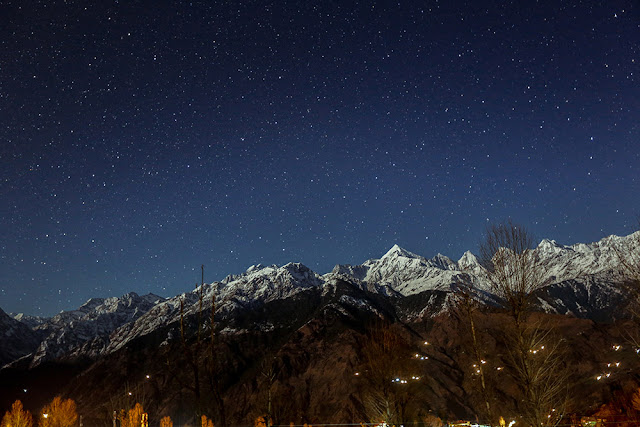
[6,292,166,368]
[0,308,41,367]
[1,232,639,424]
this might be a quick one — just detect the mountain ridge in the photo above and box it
[1,231,639,425]
[3,231,638,369]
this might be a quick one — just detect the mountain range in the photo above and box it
[1,232,639,425]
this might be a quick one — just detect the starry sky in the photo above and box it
[1,0,638,316]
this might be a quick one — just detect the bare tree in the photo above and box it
[358,323,421,426]
[258,357,278,427]
[613,223,640,352]
[479,221,544,328]
[449,279,494,424]
[479,221,569,427]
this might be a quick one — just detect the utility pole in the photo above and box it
[201,264,204,287]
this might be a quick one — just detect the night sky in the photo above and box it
[1,0,638,316]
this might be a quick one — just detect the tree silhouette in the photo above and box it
[358,323,421,425]
[449,278,495,423]
[614,222,640,348]
[480,221,569,426]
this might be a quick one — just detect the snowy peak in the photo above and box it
[457,251,480,270]
[534,232,640,284]
[221,262,323,302]
[382,244,420,259]
[329,263,369,282]
[429,253,456,270]
[361,245,465,295]
[537,238,565,255]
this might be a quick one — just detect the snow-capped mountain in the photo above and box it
[25,292,165,366]
[3,232,639,369]
[329,244,475,296]
[105,262,324,354]
[535,235,632,284]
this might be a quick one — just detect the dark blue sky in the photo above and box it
[1,0,638,316]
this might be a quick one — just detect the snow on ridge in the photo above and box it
[106,262,326,354]
[29,292,165,366]
[382,244,422,259]
[9,231,639,366]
